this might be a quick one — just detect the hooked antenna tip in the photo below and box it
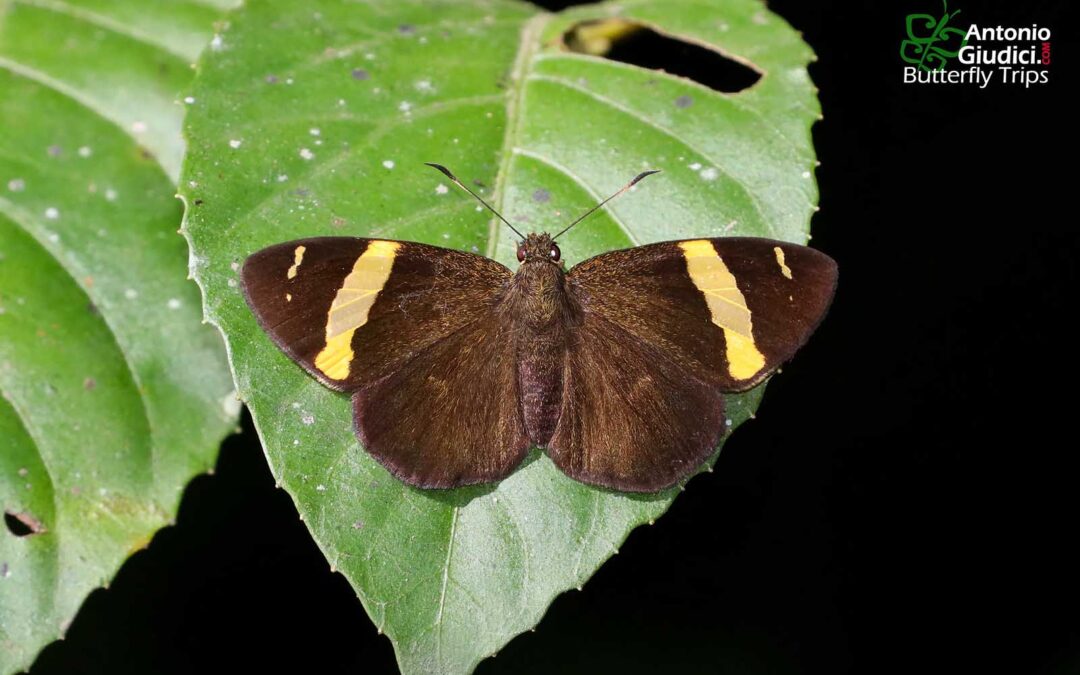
[424,162,455,179]
[630,169,661,186]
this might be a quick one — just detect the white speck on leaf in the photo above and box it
[184,96,196,104]
[44,207,59,220]
[78,146,92,158]
[105,188,118,201]
[124,288,138,300]
[167,298,182,310]
[222,391,241,418]
[8,178,25,192]
[229,139,242,149]
[300,148,315,160]
[435,184,449,195]
[398,100,413,113]
[316,484,326,492]
[700,167,719,181]
[277,174,289,182]
[310,127,321,136]
[382,160,395,169]
[210,34,224,50]
[688,162,702,171]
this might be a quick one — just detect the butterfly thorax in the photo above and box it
[504,233,575,330]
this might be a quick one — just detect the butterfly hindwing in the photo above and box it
[241,237,512,392]
[568,237,838,392]
[352,314,529,489]
[548,310,727,492]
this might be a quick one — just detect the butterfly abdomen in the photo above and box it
[502,253,579,445]
[517,326,565,445]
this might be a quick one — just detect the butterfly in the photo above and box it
[241,164,837,492]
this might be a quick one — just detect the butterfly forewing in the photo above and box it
[241,237,512,392]
[568,237,838,393]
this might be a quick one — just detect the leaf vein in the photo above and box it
[530,73,777,238]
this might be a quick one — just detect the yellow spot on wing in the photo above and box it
[773,246,793,279]
[314,240,399,380]
[679,240,767,381]
[287,245,306,279]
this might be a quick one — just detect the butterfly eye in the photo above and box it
[549,244,561,262]
[516,244,527,262]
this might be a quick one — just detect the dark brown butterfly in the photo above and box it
[241,165,837,492]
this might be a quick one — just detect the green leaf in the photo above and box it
[0,1,238,671]
[181,0,819,672]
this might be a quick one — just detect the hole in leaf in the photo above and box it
[5,510,45,537]
[562,19,761,93]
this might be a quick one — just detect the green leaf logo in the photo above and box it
[901,0,968,71]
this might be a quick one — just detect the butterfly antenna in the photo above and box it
[552,170,660,240]
[425,163,526,240]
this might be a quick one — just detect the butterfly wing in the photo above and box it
[241,237,512,392]
[242,237,527,488]
[565,237,838,391]
[548,310,728,491]
[352,316,529,488]
[547,237,837,491]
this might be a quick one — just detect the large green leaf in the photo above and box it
[181,0,819,672]
[0,1,237,671]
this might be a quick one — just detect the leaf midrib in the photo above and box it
[486,13,548,259]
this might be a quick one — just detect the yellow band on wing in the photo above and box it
[287,245,306,279]
[773,246,793,280]
[679,240,766,381]
[314,240,400,380]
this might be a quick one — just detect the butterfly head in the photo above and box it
[516,233,561,265]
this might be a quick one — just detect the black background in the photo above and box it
[29,1,1077,673]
